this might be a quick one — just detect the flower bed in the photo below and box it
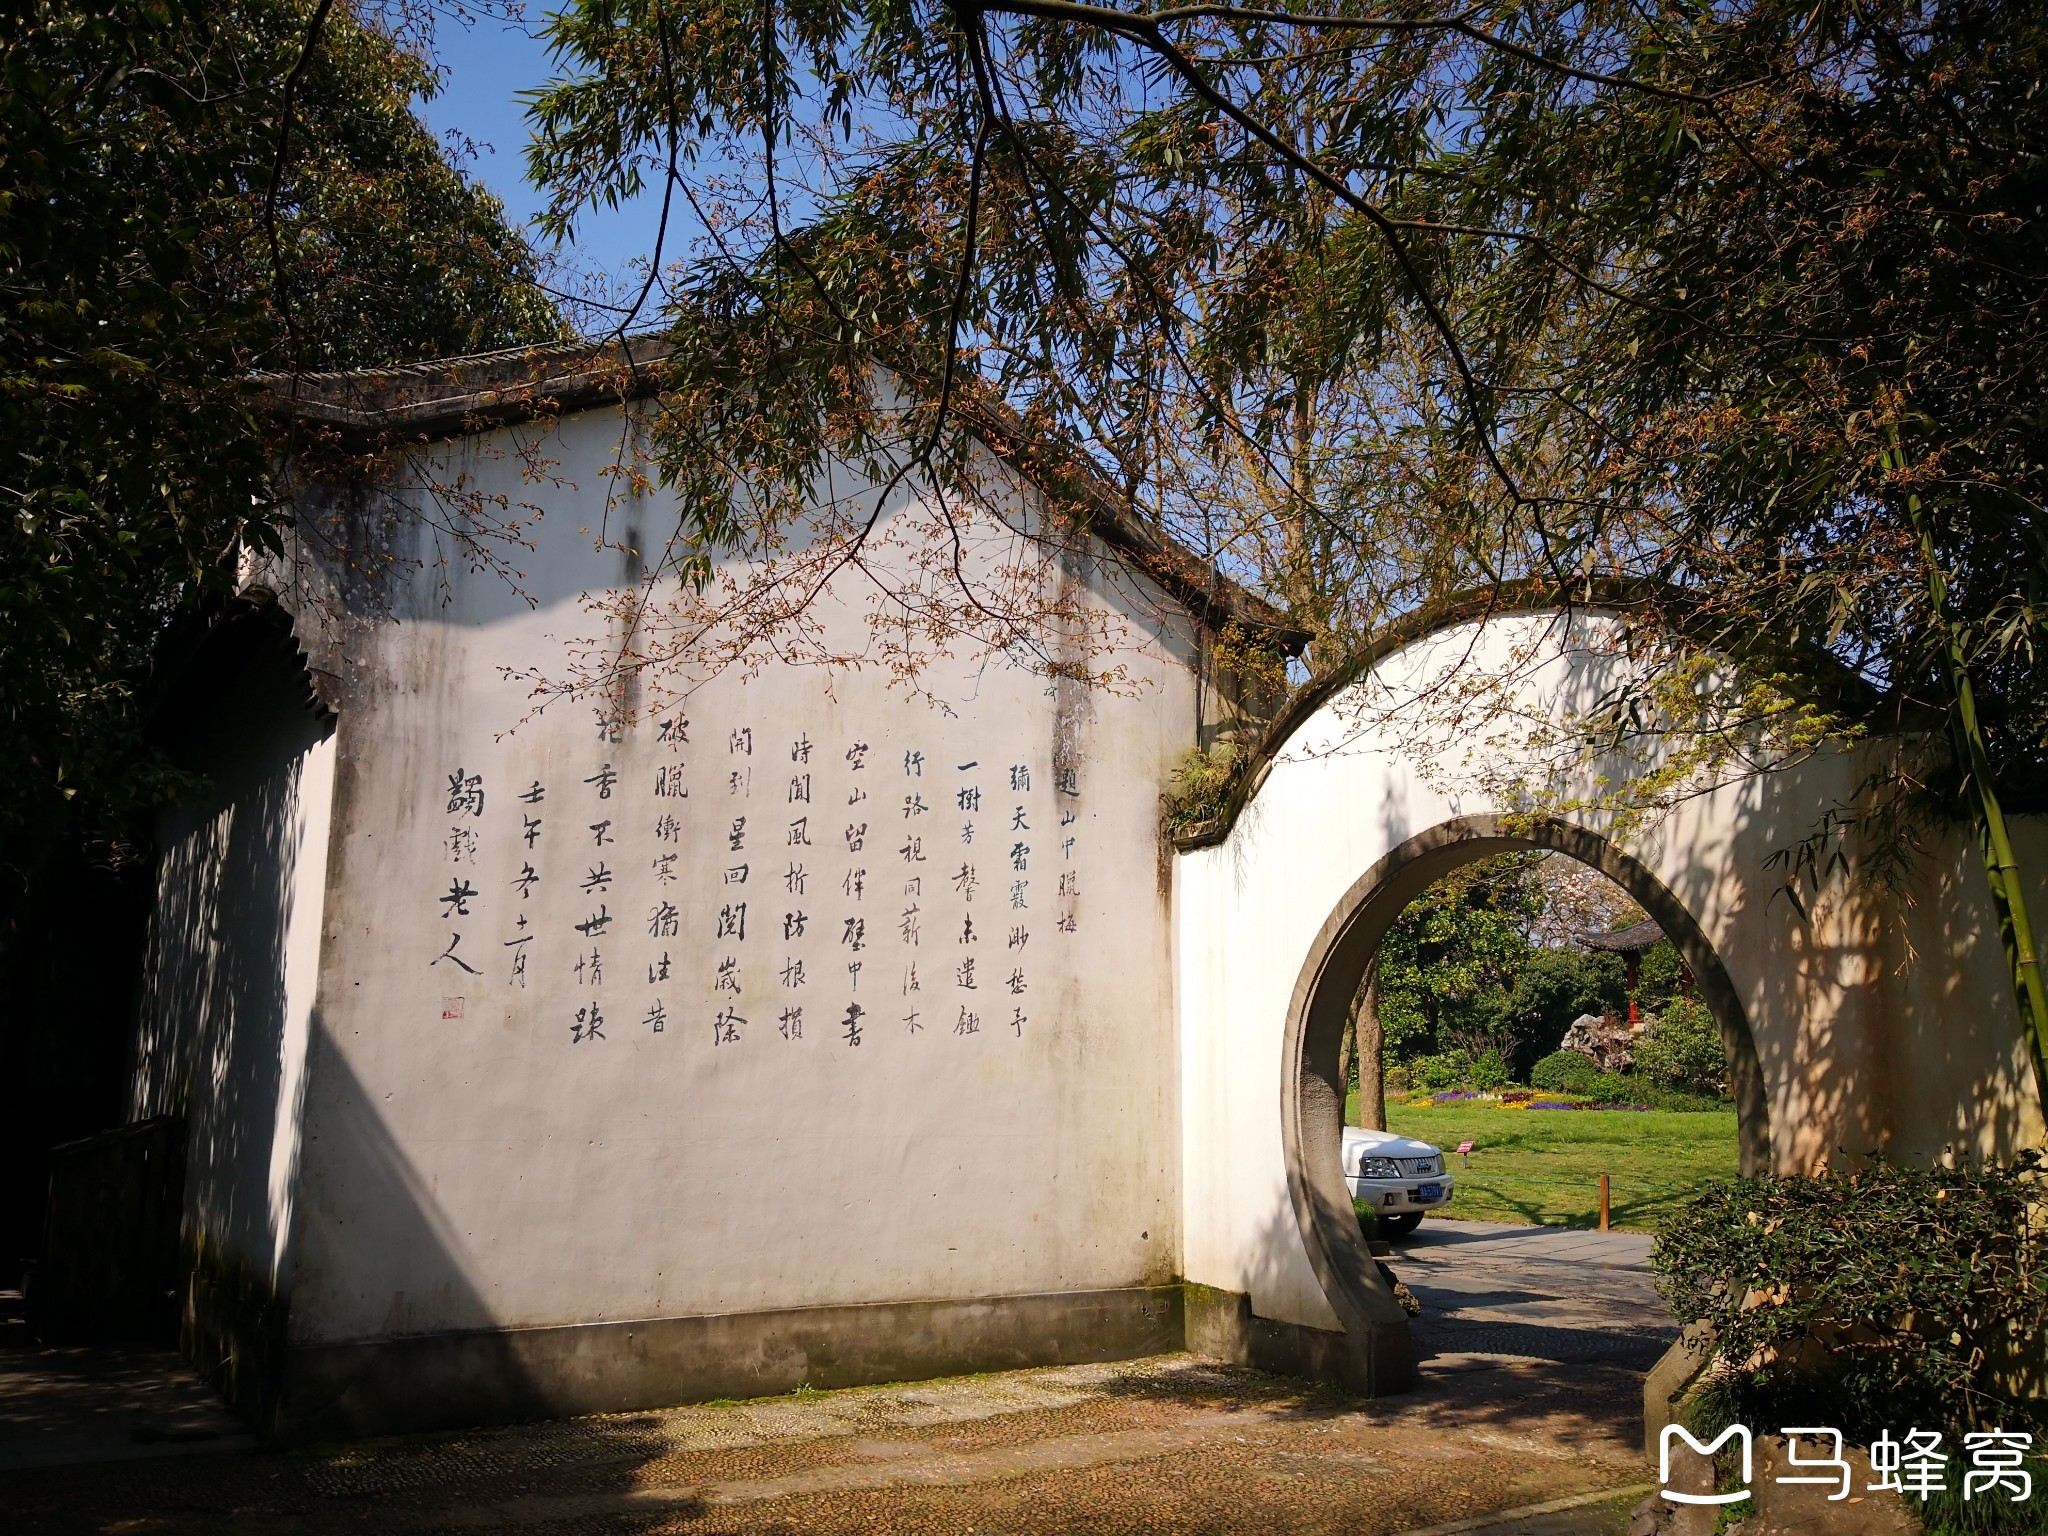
[1397,1087,1655,1112]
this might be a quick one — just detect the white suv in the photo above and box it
[1342,1126,1455,1236]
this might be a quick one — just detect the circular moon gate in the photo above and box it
[1277,816,1772,1392]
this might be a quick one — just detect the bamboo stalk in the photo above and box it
[1906,484,2048,1112]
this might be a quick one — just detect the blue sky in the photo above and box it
[414,7,664,306]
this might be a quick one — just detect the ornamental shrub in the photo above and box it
[1530,1048,1598,1094]
[1586,1071,1642,1106]
[1408,1050,1472,1091]
[1352,1199,1381,1240]
[1633,995,1728,1097]
[1654,1155,2048,1440]
[1470,1050,1512,1090]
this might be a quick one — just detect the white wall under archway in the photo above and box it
[1173,604,2046,1393]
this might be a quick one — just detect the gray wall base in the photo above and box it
[259,1281,1415,1443]
[272,1285,1184,1443]
[1182,1283,1413,1396]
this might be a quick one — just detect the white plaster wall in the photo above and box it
[279,408,1197,1345]
[134,688,336,1291]
[1178,608,2045,1332]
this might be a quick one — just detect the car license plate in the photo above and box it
[1417,1183,1442,1202]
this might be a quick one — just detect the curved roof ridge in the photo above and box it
[1171,580,1643,851]
[248,336,621,389]
[1170,575,1916,851]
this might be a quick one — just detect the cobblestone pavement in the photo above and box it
[0,1356,1652,1534]
[1,1230,1670,1535]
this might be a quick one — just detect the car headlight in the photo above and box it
[1358,1157,1403,1180]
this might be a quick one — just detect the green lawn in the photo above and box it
[1348,1095,1741,1232]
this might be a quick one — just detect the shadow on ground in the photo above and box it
[0,1351,1651,1534]
[0,1220,1671,1535]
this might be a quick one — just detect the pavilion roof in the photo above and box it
[1573,918,1666,953]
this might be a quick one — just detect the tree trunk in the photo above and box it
[1337,1009,1355,1126]
[1355,962,1386,1131]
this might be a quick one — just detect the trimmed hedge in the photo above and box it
[1531,1048,1598,1094]
[1654,1154,2048,1438]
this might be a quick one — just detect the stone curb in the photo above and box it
[1389,1483,1657,1536]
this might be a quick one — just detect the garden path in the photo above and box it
[1392,1218,1674,1376]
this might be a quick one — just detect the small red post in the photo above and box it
[1599,1174,1611,1232]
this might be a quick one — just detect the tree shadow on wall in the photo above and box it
[1659,750,2040,1173]
[120,626,535,1442]
[128,636,331,1408]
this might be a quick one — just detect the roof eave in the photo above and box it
[254,338,1306,656]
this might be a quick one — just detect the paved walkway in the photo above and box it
[1394,1218,1673,1375]
[1,1223,1673,1534]
[1398,1217,1655,1271]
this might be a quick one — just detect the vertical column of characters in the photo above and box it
[707,726,753,1048]
[831,737,871,1047]
[566,757,621,1042]
[432,766,490,1003]
[885,746,931,1044]
[503,772,547,992]
[945,757,986,1038]
[893,743,925,1039]
[780,731,830,1044]
[1052,756,1081,949]
[773,730,811,1044]
[642,711,691,1037]
[1045,761,1082,1034]
[996,759,1045,1038]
